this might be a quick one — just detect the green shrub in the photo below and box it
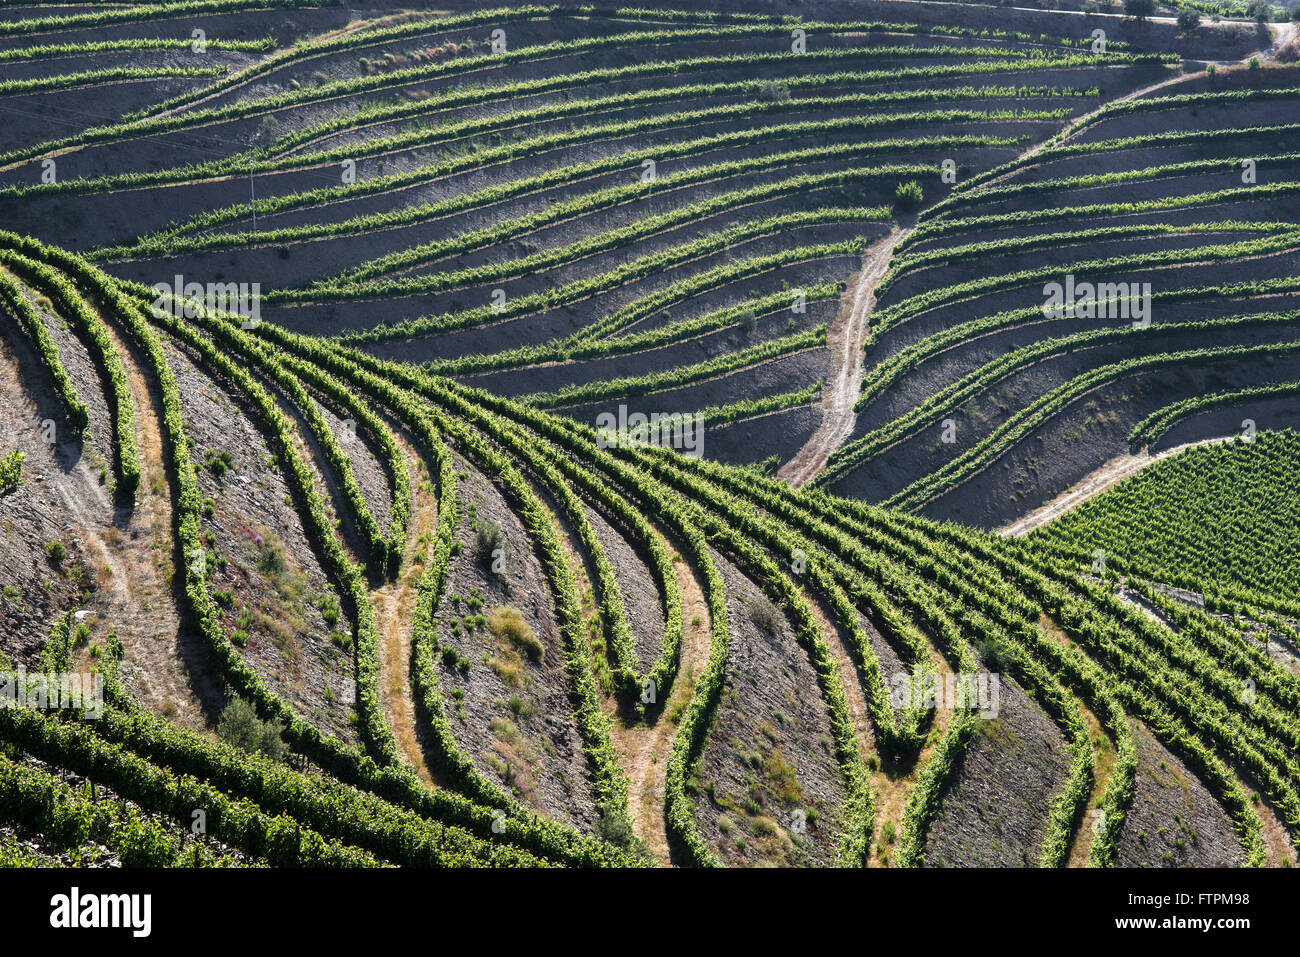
[474,520,503,566]
[0,449,23,492]
[318,592,341,627]
[257,542,287,576]
[748,595,782,635]
[753,79,791,103]
[203,448,233,478]
[216,697,286,762]
[894,180,923,210]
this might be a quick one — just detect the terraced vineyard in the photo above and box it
[0,0,1297,886]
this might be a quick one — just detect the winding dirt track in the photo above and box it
[996,437,1230,538]
[86,321,213,727]
[777,21,1293,488]
[373,438,436,787]
[606,534,712,866]
[778,227,911,487]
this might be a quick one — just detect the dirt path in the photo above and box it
[147,16,388,123]
[988,71,1195,188]
[604,530,712,866]
[1064,699,1115,869]
[372,436,434,786]
[871,645,956,868]
[774,57,1208,488]
[997,436,1230,537]
[1030,614,1120,868]
[1258,21,1297,61]
[1255,792,1299,867]
[972,21,1295,194]
[779,227,912,486]
[76,314,216,728]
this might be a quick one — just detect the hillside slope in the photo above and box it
[0,0,1296,871]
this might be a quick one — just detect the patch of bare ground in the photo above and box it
[0,325,99,663]
[1118,722,1244,867]
[693,551,849,867]
[997,437,1231,537]
[0,292,214,727]
[582,503,666,674]
[432,452,600,832]
[604,527,711,866]
[163,335,358,743]
[372,435,432,787]
[923,672,1071,868]
[1114,589,1298,867]
[807,600,874,768]
[310,390,393,543]
[1255,790,1299,867]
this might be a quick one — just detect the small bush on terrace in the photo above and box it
[257,542,287,577]
[594,801,646,855]
[748,595,782,636]
[895,180,923,211]
[487,606,543,662]
[203,448,233,478]
[0,449,24,492]
[753,80,791,104]
[217,697,287,762]
[1176,10,1201,31]
[475,519,504,568]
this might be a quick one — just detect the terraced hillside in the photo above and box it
[0,0,1297,872]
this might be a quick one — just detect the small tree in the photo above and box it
[1124,0,1155,19]
[217,697,287,762]
[1177,9,1201,31]
[1246,0,1272,22]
